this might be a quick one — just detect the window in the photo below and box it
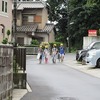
[2,0,8,13]
[28,16,34,22]
[2,1,4,12]
[92,42,100,49]
[5,2,7,12]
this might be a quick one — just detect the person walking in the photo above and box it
[44,45,50,64]
[59,43,65,62]
[52,44,58,63]
[37,46,43,64]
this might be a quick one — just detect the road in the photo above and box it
[21,55,100,100]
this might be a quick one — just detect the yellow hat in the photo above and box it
[60,43,63,46]
[40,45,42,48]
[45,45,48,48]
[54,44,56,46]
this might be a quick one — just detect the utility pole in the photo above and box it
[63,0,71,52]
[66,0,71,53]
[13,0,17,46]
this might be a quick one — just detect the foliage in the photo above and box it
[2,38,8,44]
[69,0,100,49]
[47,0,100,50]
[7,30,11,36]
[31,39,39,45]
[2,30,11,44]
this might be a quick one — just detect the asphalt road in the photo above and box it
[21,55,100,100]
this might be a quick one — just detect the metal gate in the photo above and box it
[13,47,27,89]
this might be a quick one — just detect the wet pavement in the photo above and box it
[13,53,100,100]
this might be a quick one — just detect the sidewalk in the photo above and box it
[12,53,100,100]
[12,82,32,100]
[63,53,100,79]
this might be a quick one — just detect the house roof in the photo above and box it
[16,24,38,32]
[13,1,46,10]
[37,23,55,33]
[16,23,55,34]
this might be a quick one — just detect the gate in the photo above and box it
[13,47,27,89]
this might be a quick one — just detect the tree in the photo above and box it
[68,0,100,49]
[47,0,100,50]
[47,0,68,47]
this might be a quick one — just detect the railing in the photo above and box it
[13,47,27,89]
[0,45,13,100]
[13,47,26,72]
[26,46,38,55]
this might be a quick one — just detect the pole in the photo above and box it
[13,0,17,46]
[67,0,71,53]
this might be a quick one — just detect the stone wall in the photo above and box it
[0,45,13,100]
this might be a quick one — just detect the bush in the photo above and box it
[2,38,8,44]
[7,30,11,36]
[31,39,39,45]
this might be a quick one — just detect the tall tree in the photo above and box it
[46,0,68,46]
[47,0,100,50]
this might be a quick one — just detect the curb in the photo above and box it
[12,83,32,100]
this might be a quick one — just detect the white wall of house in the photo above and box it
[83,36,100,49]
[0,0,12,43]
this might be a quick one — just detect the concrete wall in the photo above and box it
[41,8,48,29]
[83,36,100,49]
[0,0,12,43]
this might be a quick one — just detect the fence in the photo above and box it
[13,47,27,89]
[26,47,38,55]
[0,45,13,100]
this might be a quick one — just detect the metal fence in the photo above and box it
[13,47,27,89]
[26,47,38,55]
[0,45,13,100]
[13,47,26,72]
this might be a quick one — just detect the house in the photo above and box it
[0,0,12,43]
[13,0,56,46]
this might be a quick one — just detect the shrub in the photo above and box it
[2,38,8,44]
[7,30,11,36]
[31,39,39,45]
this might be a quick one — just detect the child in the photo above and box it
[52,44,58,63]
[37,46,43,64]
[44,46,49,64]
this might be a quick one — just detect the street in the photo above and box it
[21,55,100,100]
